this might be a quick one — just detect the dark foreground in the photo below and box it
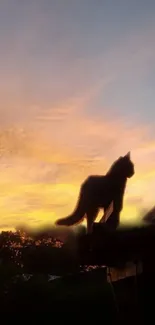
[1,224,155,322]
[0,266,154,324]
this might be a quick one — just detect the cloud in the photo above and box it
[0,12,155,230]
[0,102,155,231]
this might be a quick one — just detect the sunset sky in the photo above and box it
[0,1,155,231]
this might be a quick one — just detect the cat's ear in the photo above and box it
[124,151,130,159]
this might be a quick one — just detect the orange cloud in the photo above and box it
[0,103,155,232]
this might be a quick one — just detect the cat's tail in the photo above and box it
[55,190,86,227]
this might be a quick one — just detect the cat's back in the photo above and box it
[83,174,107,191]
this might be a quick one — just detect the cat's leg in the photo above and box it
[105,190,124,230]
[86,207,98,234]
[105,206,120,230]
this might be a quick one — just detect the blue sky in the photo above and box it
[0,1,155,121]
[0,1,155,229]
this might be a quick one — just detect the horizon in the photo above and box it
[0,1,155,231]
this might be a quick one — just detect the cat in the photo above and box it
[56,152,134,233]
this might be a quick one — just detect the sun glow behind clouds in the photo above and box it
[0,105,155,231]
[0,1,155,232]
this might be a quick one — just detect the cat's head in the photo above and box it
[108,152,135,179]
[119,152,135,178]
